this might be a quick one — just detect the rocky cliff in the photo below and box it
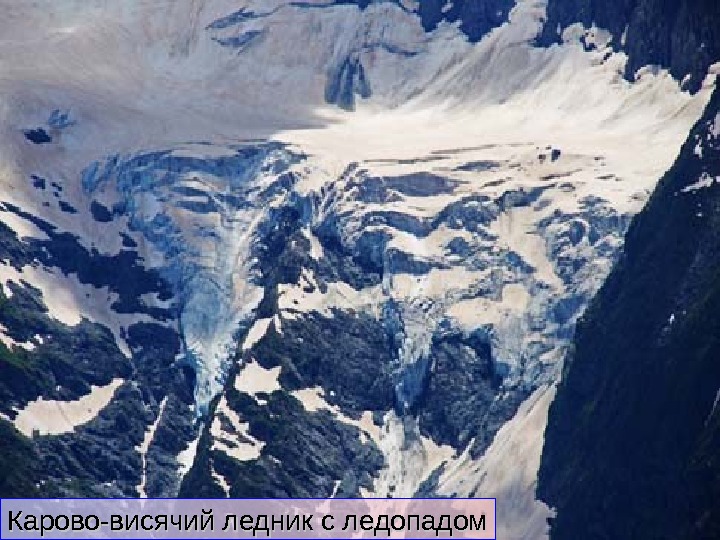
[538,84,720,540]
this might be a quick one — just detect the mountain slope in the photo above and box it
[540,0,720,93]
[0,2,716,538]
[538,86,720,540]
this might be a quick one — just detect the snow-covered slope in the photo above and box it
[0,0,715,534]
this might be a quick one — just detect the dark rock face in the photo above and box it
[416,327,527,458]
[295,0,515,43]
[539,0,720,93]
[90,201,113,223]
[180,314,389,498]
[538,87,720,540]
[417,0,515,42]
[0,199,195,498]
[256,313,397,414]
[23,128,52,144]
[325,56,372,111]
[0,420,42,497]
[286,0,517,109]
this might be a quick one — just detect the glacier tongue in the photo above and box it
[80,143,306,413]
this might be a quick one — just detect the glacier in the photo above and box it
[79,143,306,412]
[0,0,716,534]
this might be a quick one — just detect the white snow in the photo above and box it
[437,384,557,540]
[706,387,720,427]
[0,323,37,351]
[304,227,325,260]
[234,359,281,398]
[139,292,174,310]
[681,173,718,193]
[291,387,331,413]
[330,480,341,498]
[0,207,50,241]
[12,378,124,437]
[449,283,530,329]
[210,396,265,462]
[0,260,161,357]
[291,384,457,496]
[0,262,82,326]
[278,268,383,319]
[491,207,563,290]
[242,318,273,351]
[363,411,455,498]
[136,396,168,498]
[211,464,231,497]
[177,427,201,478]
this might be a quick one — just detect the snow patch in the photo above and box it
[278,268,383,318]
[0,261,161,357]
[136,396,168,498]
[364,411,455,498]
[437,385,557,540]
[242,318,273,351]
[0,323,38,351]
[291,386,380,445]
[177,427,201,478]
[211,396,265,462]
[13,378,124,437]
[234,360,281,398]
[211,464,231,497]
[0,208,50,241]
[304,227,325,260]
[681,173,717,193]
